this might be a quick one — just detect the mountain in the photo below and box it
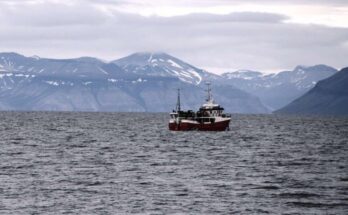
[222,65,338,110]
[223,70,263,80]
[275,67,348,116]
[112,52,221,85]
[0,52,268,113]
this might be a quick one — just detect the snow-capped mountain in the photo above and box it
[0,52,128,79]
[113,52,219,85]
[223,70,263,80]
[222,65,337,110]
[0,52,268,113]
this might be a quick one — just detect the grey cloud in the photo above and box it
[231,0,348,6]
[87,0,348,7]
[2,0,348,7]
[0,2,107,26]
[0,2,347,72]
[158,12,289,24]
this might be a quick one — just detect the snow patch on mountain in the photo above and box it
[98,67,108,75]
[83,82,92,85]
[108,78,118,83]
[31,55,41,60]
[43,80,74,86]
[223,70,263,80]
[187,68,202,84]
[15,74,31,78]
[167,59,183,69]
[45,81,59,86]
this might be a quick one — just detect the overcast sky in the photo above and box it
[0,0,347,73]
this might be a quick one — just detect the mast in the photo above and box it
[176,88,181,112]
[205,82,213,103]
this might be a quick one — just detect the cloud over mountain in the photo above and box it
[0,1,347,73]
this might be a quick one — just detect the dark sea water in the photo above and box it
[0,112,347,214]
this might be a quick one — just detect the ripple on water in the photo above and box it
[0,112,347,214]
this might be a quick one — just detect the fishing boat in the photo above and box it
[169,83,231,131]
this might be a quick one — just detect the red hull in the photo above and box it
[168,119,230,131]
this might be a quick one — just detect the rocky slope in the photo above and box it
[275,67,348,116]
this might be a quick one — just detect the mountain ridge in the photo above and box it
[1,51,341,114]
[221,65,338,110]
[0,51,269,113]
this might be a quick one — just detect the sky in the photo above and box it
[0,0,348,74]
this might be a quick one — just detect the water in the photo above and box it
[0,112,347,214]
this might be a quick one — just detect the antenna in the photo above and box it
[205,82,212,103]
[176,88,181,112]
